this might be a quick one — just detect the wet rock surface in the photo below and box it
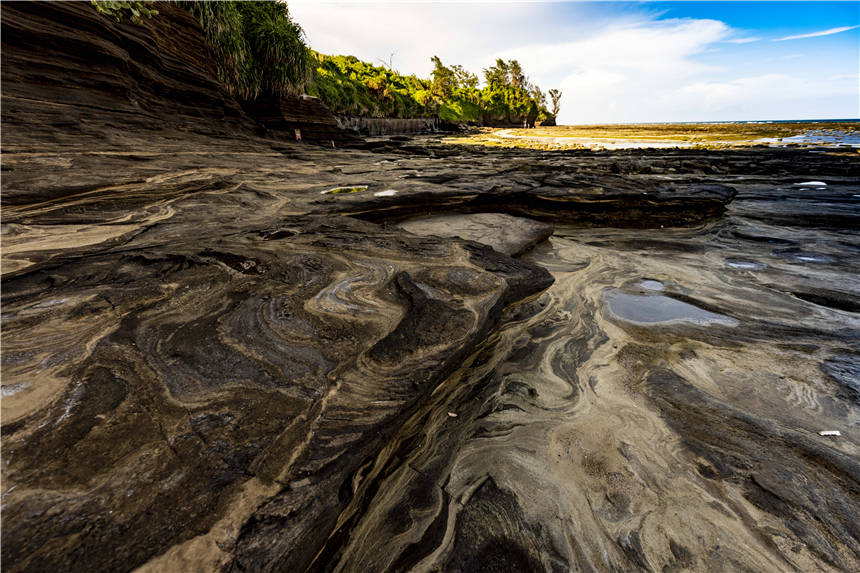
[1,206,553,572]
[3,134,858,573]
[3,3,860,572]
[397,213,554,257]
[307,151,738,226]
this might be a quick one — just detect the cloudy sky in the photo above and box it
[289,1,859,124]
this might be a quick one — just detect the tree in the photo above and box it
[531,86,546,109]
[548,89,562,116]
[308,50,548,125]
[508,59,528,90]
[451,64,478,89]
[483,59,510,88]
[375,51,396,71]
[430,56,457,98]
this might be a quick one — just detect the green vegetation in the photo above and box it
[91,1,157,24]
[180,1,313,99]
[92,0,557,124]
[309,54,432,118]
[309,54,554,124]
[181,1,556,123]
[429,56,482,122]
[479,58,544,125]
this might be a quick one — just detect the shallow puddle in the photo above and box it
[773,250,837,264]
[639,279,665,291]
[726,259,767,270]
[604,290,739,327]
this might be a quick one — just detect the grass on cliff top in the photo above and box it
[443,122,860,150]
[181,1,313,99]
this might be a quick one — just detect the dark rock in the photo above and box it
[313,173,737,228]
[242,94,359,144]
[337,116,442,136]
[1,1,254,153]
[822,355,860,403]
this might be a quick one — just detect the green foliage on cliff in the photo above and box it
[91,1,157,24]
[309,54,432,118]
[181,1,313,100]
[308,54,552,124]
[168,0,556,123]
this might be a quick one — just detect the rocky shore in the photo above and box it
[2,3,859,572]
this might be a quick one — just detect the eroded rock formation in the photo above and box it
[397,213,554,257]
[1,1,254,152]
[2,3,859,573]
[337,116,443,136]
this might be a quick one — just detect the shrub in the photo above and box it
[180,1,312,100]
[91,1,158,24]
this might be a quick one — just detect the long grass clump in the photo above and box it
[180,1,312,100]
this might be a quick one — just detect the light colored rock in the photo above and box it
[398,212,553,257]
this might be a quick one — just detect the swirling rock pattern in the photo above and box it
[3,2,860,572]
[397,213,555,257]
[1,209,552,571]
[4,138,858,572]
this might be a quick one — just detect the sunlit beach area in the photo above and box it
[444,121,860,150]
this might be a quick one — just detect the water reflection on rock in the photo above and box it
[726,258,767,270]
[604,290,739,327]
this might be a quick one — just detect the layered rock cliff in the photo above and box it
[1,2,255,152]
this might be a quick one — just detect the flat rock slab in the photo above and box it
[397,212,554,256]
[309,175,738,228]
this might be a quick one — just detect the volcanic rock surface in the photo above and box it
[397,213,554,257]
[3,3,860,573]
[5,132,859,573]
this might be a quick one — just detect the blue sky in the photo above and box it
[290,1,860,123]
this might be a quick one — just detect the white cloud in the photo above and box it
[674,73,859,119]
[498,19,731,76]
[829,73,860,81]
[290,1,561,78]
[501,18,735,123]
[680,74,794,110]
[775,25,859,41]
[288,2,860,123]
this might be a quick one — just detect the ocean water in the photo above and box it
[756,131,860,147]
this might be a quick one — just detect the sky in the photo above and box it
[289,1,859,124]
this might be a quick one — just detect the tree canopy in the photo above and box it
[548,89,562,117]
[306,53,557,124]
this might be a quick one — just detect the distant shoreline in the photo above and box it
[444,121,860,151]
[558,118,860,127]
